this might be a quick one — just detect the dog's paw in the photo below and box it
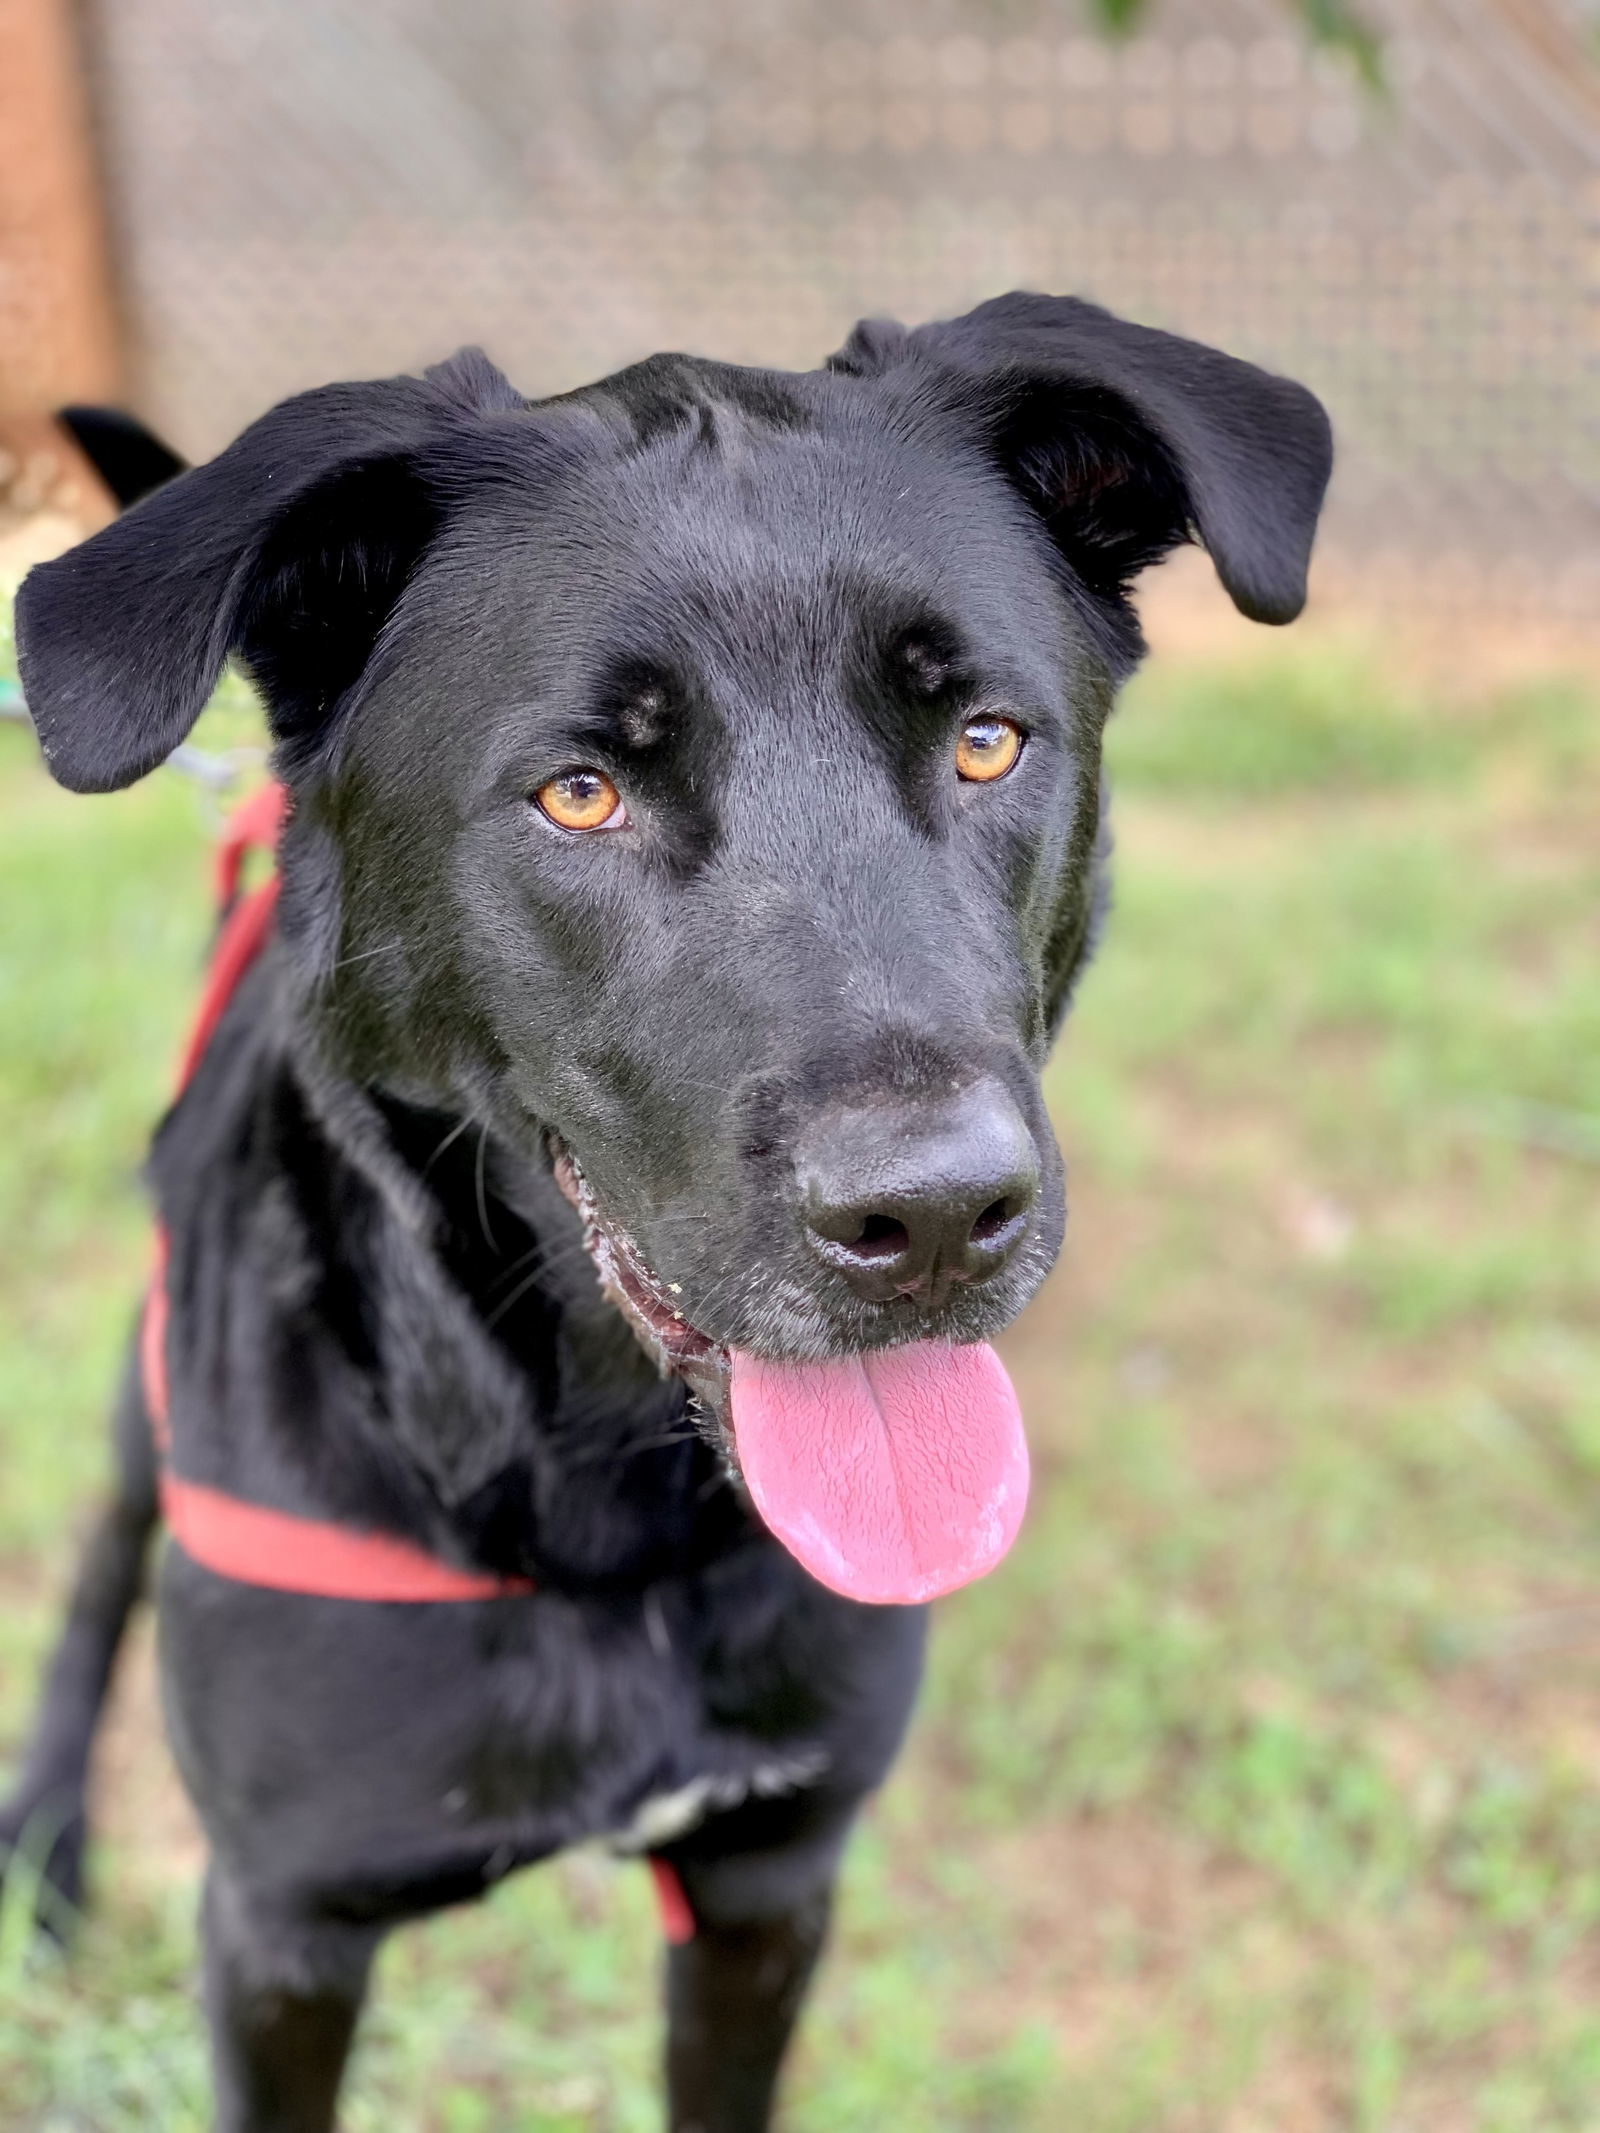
[0,1788,89,1945]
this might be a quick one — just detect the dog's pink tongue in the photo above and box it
[728,1343,1029,1605]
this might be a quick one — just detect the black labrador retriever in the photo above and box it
[2,293,1330,2132]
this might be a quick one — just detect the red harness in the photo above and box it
[141,783,531,1602]
[142,782,694,1939]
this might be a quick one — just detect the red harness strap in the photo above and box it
[143,782,531,1602]
[647,1855,697,1945]
[143,782,696,1936]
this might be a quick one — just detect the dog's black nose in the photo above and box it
[796,1080,1040,1309]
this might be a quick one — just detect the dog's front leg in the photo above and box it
[664,1893,833,2133]
[660,1809,854,2133]
[202,1868,382,2133]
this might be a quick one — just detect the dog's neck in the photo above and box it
[154,948,747,1588]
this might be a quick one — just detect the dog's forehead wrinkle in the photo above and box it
[564,350,819,450]
[607,416,991,592]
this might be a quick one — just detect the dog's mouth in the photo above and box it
[550,1137,730,1400]
[550,1136,1029,1607]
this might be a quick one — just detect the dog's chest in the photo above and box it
[330,1603,835,1914]
[445,1590,832,1847]
[606,1743,830,1853]
[158,1542,922,1923]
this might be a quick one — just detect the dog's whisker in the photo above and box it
[420,1114,475,1178]
[487,1235,561,1289]
[473,1122,497,1254]
[328,939,403,972]
[564,1425,702,1470]
[482,1259,563,1330]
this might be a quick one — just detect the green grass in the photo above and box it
[2,602,1599,2129]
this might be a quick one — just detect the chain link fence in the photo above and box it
[7,0,1597,622]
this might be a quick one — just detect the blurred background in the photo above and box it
[1,3,1598,2128]
[3,0,1598,628]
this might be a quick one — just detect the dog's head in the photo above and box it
[18,294,1330,1603]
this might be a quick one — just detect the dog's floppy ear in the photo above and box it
[17,349,523,793]
[830,291,1332,633]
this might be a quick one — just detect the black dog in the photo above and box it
[3,294,1330,2132]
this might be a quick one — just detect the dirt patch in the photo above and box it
[874,1780,1278,2073]
[964,1810,1269,2051]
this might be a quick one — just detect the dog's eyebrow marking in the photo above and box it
[895,628,962,698]
[618,683,668,751]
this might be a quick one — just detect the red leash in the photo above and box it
[139,781,694,1937]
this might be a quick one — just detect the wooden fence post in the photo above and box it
[0,0,121,521]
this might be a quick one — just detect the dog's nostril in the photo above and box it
[969,1197,1015,1247]
[795,1078,1042,1306]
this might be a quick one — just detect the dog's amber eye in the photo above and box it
[534,769,626,833]
[955,716,1023,784]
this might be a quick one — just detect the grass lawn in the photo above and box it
[2,592,1598,2130]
